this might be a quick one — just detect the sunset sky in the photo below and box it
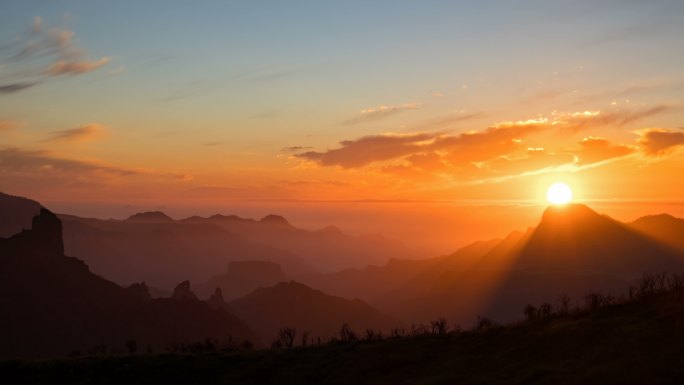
[2,1,684,248]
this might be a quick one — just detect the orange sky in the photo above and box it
[1,1,684,252]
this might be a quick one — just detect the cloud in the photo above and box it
[576,137,634,165]
[0,18,112,94]
[294,107,657,185]
[485,148,576,175]
[0,82,38,94]
[639,129,684,155]
[46,57,111,76]
[46,123,105,142]
[343,103,420,125]
[281,145,313,152]
[0,147,192,188]
[549,106,671,132]
[296,132,440,168]
[0,147,138,178]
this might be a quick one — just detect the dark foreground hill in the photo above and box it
[3,278,684,385]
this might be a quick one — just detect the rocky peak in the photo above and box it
[127,282,152,300]
[30,208,64,255]
[171,280,198,300]
[207,287,226,309]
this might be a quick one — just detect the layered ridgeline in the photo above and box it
[300,204,684,326]
[58,209,421,289]
[0,202,258,359]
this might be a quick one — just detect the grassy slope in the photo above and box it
[3,292,684,385]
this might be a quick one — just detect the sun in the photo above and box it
[546,182,573,205]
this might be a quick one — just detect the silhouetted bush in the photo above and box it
[411,323,430,336]
[524,304,537,320]
[430,317,448,335]
[299,331,309,348]
[537,303,553,319]
[277,327,297,349]
[556,294,571,316]
[339,323,358,343]
[364,329,383,342]
[390,327,405,338]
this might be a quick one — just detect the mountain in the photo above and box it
[629,213,684,252]
[58,213,313,289]
[126,211,174,222]
[393,204,684,325]
[0,191,42,237]
[299,238,503,304]
[181,213,423,272]
[196,260,289,300]
[0,206,258,358]
[228,281,400,344]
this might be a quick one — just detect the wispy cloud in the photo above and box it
[0,82,39,94]
[0,18,112,95]
[281,145,313,152]
[0,147,193,188]
[46,57,111,76]
[343,103,420,125]
[46,123,105,142]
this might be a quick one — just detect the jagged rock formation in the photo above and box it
[127,282,152,300]
[207,288,226,309]
[172,280,198,300]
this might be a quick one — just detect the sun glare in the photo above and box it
[546,182,573,205]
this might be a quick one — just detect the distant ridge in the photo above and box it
[126,211,174,222]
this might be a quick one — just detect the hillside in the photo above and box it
[228,281,400,343]
[4,280,684,384]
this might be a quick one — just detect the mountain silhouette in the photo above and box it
[0,205,258,358]
[0,191,42,237]
[629,213,684,252]
[58,213,313,288]
[393,204,684,325]
[228,281,400,344]
[196,260,289,300]
[181,212,422,271]
[126,211,174,222]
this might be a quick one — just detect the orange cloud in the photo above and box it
[576,137,634,165]
[296,132,439,168]
[639,129,684,155]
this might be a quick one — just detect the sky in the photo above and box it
[1,0,684,250]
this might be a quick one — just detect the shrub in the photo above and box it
[430,317,449,335]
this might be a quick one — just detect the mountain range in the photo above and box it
[55,209,420,289]
[0,205,258,358]
[3,190,684,358]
